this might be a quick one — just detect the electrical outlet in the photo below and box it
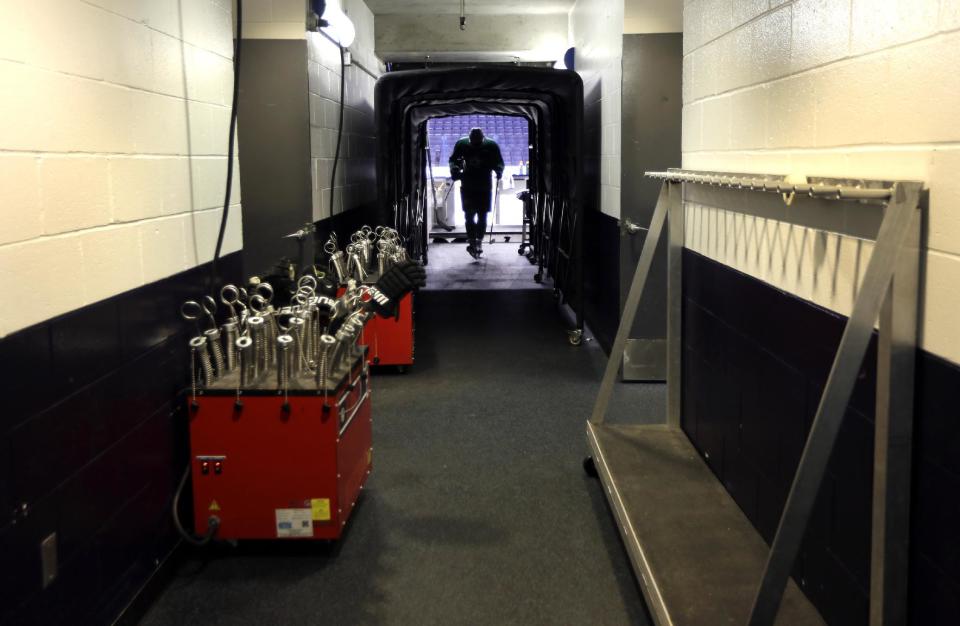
[40,533,57,588]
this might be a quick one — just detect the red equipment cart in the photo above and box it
[189,354,371,540]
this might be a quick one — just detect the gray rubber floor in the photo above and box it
[423,240,550,291]
[140,278,661,625]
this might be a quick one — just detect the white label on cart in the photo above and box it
[275,508,313,538]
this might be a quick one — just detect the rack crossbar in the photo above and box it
[646,170,895,201]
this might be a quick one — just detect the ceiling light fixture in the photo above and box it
[308,0,356,47]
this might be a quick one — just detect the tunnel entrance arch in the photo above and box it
[373,67,584,336]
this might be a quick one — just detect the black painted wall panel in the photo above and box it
[237,39,313,277]
[0,252,241,624]
[583,209,620,354]
[0,436,10,522]
[0,324,54,433]
[619,34,681,344]
[682,249,960,625]
[910,553,960,624]
[50,300,121,395]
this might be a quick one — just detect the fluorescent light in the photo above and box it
[315,0,356,48]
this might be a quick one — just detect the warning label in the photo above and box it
[208,500,221,511]
[311,498,331,521]
[275,508,313,538]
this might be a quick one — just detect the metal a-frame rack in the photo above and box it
[586,169,923,625]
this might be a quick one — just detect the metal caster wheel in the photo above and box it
[397,365,407,374]
[533,273,543,283]
[568,329,583,346]
[583,456,598,478]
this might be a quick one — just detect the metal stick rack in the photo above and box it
[587,169,923,626]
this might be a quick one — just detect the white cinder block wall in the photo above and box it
[0,0,242,337]
[244,0,312,38]
[243,0,379,222]
[308,0,379,221]
[682,0,960,365]
[373,13,570,60]
[570,0,624,219]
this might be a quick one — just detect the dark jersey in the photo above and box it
[448,137,504,191]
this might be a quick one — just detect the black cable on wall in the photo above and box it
[176,0,242,547]
[329,44,347,217]
[210,0,243,290]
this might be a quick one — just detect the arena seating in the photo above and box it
[427,114,530,169]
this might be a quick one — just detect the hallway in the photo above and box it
[140,289,657,625]
[424,241,550,291]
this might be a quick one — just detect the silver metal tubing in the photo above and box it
[666,181,684,428]
[329,331,351,373]
[330,251,348,283]
[299,309,314,367]
[276,334,293,393]
[360,239,374,269]
[222,322,239,372]
[748,183,923,625]
[247,316,265,378]
[317,334,337,391]
[338,321,361,359]
[349,251,368,281]
[645,169,895,201]
[870,191,921,625]
[189,336,214,387]
[188,337,199,399]
[262,311,278,366]
[309,299,321,365]
[288,317,306,375]
[236,336,253,388]
[203,328,225,377]
[585,172,925,625]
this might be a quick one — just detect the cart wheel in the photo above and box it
[568,329,583,346]
[517,247,525,255]
[583,456,598,478]
[397,365,407,374]
[533,273,543,283]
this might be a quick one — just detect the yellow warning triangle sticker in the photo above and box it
[208,500,221,511]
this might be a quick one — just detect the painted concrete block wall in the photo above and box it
[244,0,311,39]
[243,0,379,221]
[570,0,624,219]
[374,13,570,62]
[625,0,684,33]
[308,0,379,221]
[681,0,960,365]
[0,0,242,337]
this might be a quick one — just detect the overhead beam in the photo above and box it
[375,13,569,62]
